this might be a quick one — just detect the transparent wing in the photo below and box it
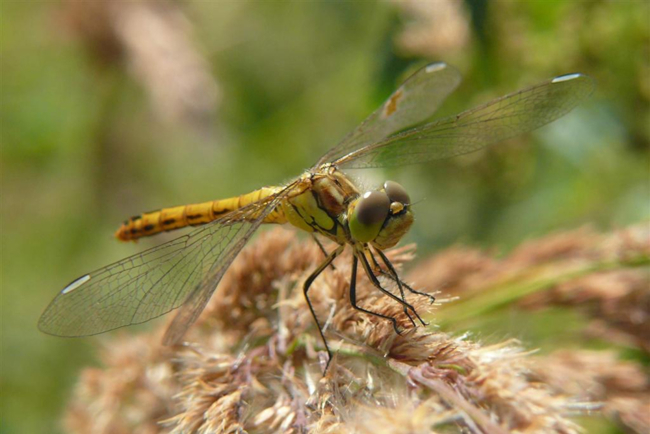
[38,188,290,341]
[333,73,595,169]
[316,62,462,166]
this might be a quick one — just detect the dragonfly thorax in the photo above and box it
[347,180,414,250]
[280,168,413,250]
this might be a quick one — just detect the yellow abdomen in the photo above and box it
[116,187,286,241]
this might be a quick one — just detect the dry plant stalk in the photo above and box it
[63,0,219,133]
[391,0,471,58]
[410,224,650,353]
[64,224,649,433]
[532,350,650,434]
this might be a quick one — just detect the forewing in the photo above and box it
[334,73,595,169]
[38,190,288,340]
[316,62,462,166]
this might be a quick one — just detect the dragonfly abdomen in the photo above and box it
[115,186,286,241]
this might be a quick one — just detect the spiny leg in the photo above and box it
[369,247,435,304]
[365,248,415,326]
[311,233,336,270]
[303,244,344,370]
[349,255,402,335]
[375,248,436,305]
[371,249,429,327]
[357,251,425,326]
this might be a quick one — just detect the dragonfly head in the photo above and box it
[348,181,414,249]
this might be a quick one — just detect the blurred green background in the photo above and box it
[1,1,648,433]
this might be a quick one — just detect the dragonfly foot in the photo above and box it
[392,319,403,335]
[404,308,417,327]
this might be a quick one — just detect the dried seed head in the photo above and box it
[63,225,648,433]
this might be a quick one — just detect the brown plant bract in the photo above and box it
[64,225,649,433]
[409,224,650,353]
[517,225,649,353]
[65,335,178,434]
[532,350,650,434]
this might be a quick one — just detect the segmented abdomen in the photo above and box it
[115,187,285,241]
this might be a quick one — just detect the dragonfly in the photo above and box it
[39,63,594,363]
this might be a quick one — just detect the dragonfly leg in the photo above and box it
[303,244,344,371]
[311,233,336,270]
[349,255,402,335]
[375,248,436,306]
[366,248,416,327]
[357,251,422,327]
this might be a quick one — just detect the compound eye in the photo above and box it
[355,191,390,226]
[384,180,410,205]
